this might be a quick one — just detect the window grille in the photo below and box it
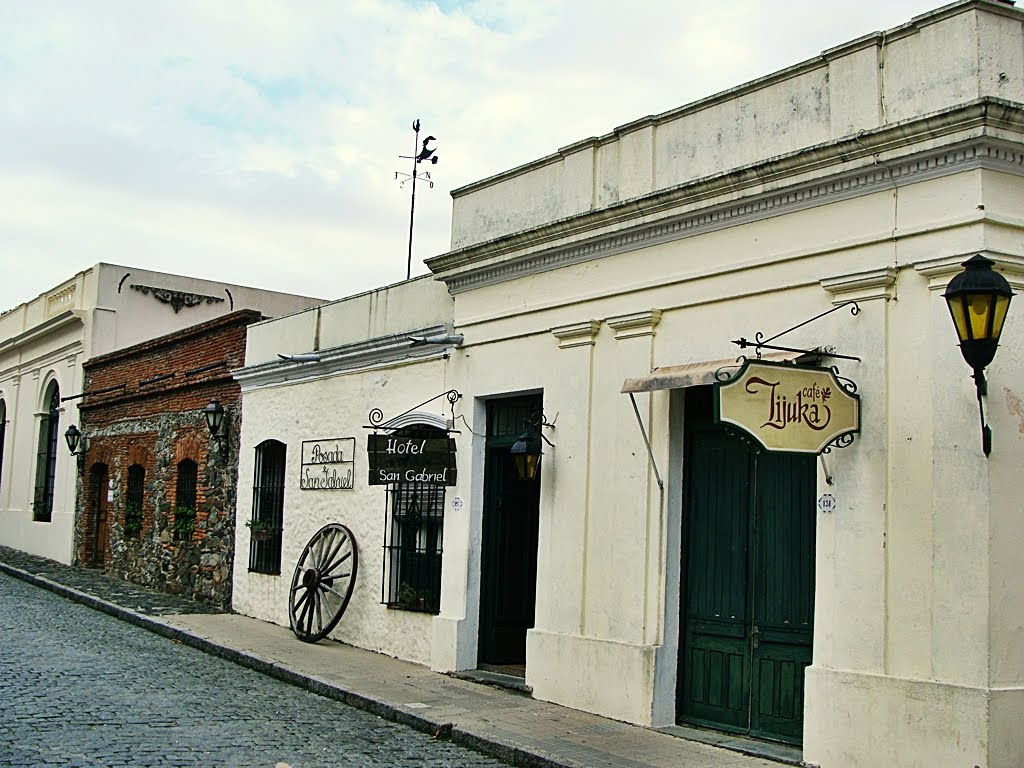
[125,465,145,538]
[382,427,445,613]
[32,386,60,522]
[249,440,286,574]
[174,459,198,541]
[0,399,6,494]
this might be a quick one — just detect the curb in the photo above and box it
[0,561,581,768]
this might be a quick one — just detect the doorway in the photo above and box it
[90,463,111,567]
[677,386,815,745]
[477,394,543,673]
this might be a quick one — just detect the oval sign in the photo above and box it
[715,360,860,454]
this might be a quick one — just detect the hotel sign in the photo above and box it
[300,438,356,490]
[366,434,457,486]
[716,361,860,454]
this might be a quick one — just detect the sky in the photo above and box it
[0,0,948,311]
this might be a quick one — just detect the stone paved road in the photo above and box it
[0,573,507,768]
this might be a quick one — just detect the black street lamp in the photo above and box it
[203,399,227,455]
[510,412,555,481]
[64,424,84,456]
[511,428,543,481]
[944,254,1014,456]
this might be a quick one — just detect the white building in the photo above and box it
[0,263,323,565]
[231,2,1024,765]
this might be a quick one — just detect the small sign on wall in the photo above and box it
[300,438,356,490]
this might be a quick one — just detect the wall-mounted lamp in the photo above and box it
[203,399,228,456]
[64,424,86,456]
[64,424,88,471]
[943,254,1014,457]
[510,413,555,481]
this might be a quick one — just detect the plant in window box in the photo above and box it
[397,582,426,610]
[171,506,196,541]
[245,518,276,542]
[124,503,143,539]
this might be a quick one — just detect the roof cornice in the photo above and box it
[233,324,453,391]
[429,100,1024,294]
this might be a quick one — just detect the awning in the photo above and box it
[621,350,810,393]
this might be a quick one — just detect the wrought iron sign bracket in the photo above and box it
[365,389,462,433]
[732,301,862,362]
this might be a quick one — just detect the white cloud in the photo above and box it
[0,0,945,310]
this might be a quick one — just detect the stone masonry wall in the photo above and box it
[73,309,260,609]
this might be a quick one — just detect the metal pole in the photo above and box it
[406,120,420,281]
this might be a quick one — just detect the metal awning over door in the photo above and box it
[620,351,813,491]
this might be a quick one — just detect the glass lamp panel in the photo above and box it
[992,295,1011,339]
[947,297,969,342]
[524,453,540,480]
[968,293,995,340]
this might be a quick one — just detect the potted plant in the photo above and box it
[245,518,276,542]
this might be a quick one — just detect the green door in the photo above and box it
[478,394,543,667]
[678,387,815,745]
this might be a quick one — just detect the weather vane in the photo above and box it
[396,119,439,280]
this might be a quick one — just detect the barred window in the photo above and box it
[173,459,198,541]
[383,426,445,613]
[249,440,286,575]
[33,384,60,522]
[125,465,145,538]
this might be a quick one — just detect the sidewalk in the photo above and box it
[0,545,799,768]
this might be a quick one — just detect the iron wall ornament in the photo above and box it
[289,523,358,643]
[129,283,225,313]
[733,301,861,361]
[366,389,461,431]
[715,359,860,454]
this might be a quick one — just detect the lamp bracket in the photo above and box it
[366,389,462,433]
[732,301,861,361]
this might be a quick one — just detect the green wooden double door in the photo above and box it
[678,388,816,745]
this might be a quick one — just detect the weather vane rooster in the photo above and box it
[396,119,439,280]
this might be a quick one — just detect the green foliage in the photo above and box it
[171,506,196,540]
[124,503,143,539]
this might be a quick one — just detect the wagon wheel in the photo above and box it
[289,523,358,643]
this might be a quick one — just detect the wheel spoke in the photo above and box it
[296,590,313,630]
[318,532,345,573]
[321,549,352,579]
[320,583,348,600]
[313,590,324,634]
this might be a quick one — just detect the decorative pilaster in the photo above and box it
[606,310,662,340]
[550,320,601,349]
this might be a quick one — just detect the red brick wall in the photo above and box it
[73,309,261,609]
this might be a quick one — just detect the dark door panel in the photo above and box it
[678,386,815,746]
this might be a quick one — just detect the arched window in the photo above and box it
[173,459,198,541]
[33,384,60,522]
[0,399,7,494]
[384,425,446,613]
[249,440,286,574]
[125,464,145,538]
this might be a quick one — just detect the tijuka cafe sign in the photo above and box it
[715,361,860,454]
[366,434,457,486]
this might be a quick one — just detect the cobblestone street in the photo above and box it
[0,573,506,768]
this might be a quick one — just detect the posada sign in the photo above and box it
[715,360,860,454]
[366,434,457,486]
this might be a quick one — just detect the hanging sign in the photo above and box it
[366,434,457,486]
[300,438,356,490]
[715,361,860,454]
